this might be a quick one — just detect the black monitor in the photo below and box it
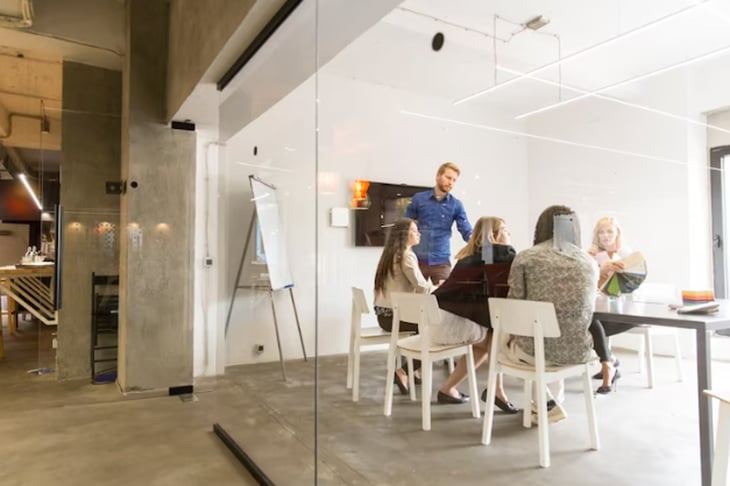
[354,181,430,246]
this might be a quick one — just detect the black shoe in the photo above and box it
[596,369,621,395]
[592,358,621,380]
[480,388,519,414]
[394,372,409,395]
[437,390,469,404]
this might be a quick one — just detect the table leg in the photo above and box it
[697,328,714,486]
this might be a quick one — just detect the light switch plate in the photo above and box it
[331,208,350,227]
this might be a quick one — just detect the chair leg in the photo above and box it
[712,401,730,486]
[583,365,600,450]
[645,329,655,389]
[346,336,355,390]
[673,332,684,382]
[422,359,433,431]
[535,377,550,468]
[523,380,532,429]
[636,332,646,375]
[384,349,398,417]
[448,356,455,374]
[465,346,480,418]
[352,346,361,402]
[407,357,416,401]
[481,364,499,445]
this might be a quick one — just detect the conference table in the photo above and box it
[594,296,730,486]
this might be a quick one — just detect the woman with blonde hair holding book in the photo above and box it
[588,216,636,393]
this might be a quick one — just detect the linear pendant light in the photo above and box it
[19,173,42,210]
[453,1,708,106]
[512,42,730,119]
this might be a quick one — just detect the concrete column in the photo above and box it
[118,0,195,393]
[58,62,121,380]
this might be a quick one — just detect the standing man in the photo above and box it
[405,162,472,283]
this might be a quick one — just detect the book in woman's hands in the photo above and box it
[601,252,647,297]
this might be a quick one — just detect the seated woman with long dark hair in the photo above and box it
[374,218,436,394]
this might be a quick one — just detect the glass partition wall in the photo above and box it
[214,0,730,484]
[311,0,728,485]
[0,90,61,380]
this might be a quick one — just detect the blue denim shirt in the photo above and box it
[404,190,472,265]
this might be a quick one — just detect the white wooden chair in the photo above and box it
[627,284,683,388]
[384,292,480,431]
[628,325,683,388]
[347,287,416,402]
[481,298,599,467]
[704,390,730,486]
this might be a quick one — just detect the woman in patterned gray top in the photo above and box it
[503,205,598,420]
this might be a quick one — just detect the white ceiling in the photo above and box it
[321,0,730,119]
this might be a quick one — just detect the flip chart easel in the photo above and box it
[224,175,307,380]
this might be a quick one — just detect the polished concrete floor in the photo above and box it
[2,314,729,486]
[0,317,256,486]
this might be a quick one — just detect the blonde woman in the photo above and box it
[433,216,518,411]
[588,216,635,394]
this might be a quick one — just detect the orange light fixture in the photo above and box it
[350,179,371,208]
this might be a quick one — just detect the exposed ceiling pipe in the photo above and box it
[0,0,34,28]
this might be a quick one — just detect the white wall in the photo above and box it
[193,128,224,377]
[526,97,711,289]
[218,70,529,366]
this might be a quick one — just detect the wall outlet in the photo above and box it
[254,344,264,354]
[204,257,213,267]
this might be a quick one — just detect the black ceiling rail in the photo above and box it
[217,0,304,91]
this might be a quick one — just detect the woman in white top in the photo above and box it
[374,218,486,402]
[374,218,436,394]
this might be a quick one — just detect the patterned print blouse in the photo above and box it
[508,240,598,365]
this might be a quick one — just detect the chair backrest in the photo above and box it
[351,287,370,340]
[391,292,440,325]
[352,287,369,315]
[390,293,440,347]
[488,298,560,338]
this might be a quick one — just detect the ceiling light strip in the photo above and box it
[19,173,42,210]
[513,43,730,119]
[496,66,730,133]
[453,1,707,105]
[401,110,701,169]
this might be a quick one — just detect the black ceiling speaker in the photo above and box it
[432,32,445,51]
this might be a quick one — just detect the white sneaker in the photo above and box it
[531,402,567,424]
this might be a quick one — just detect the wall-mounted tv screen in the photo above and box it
[354,181,431,246]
